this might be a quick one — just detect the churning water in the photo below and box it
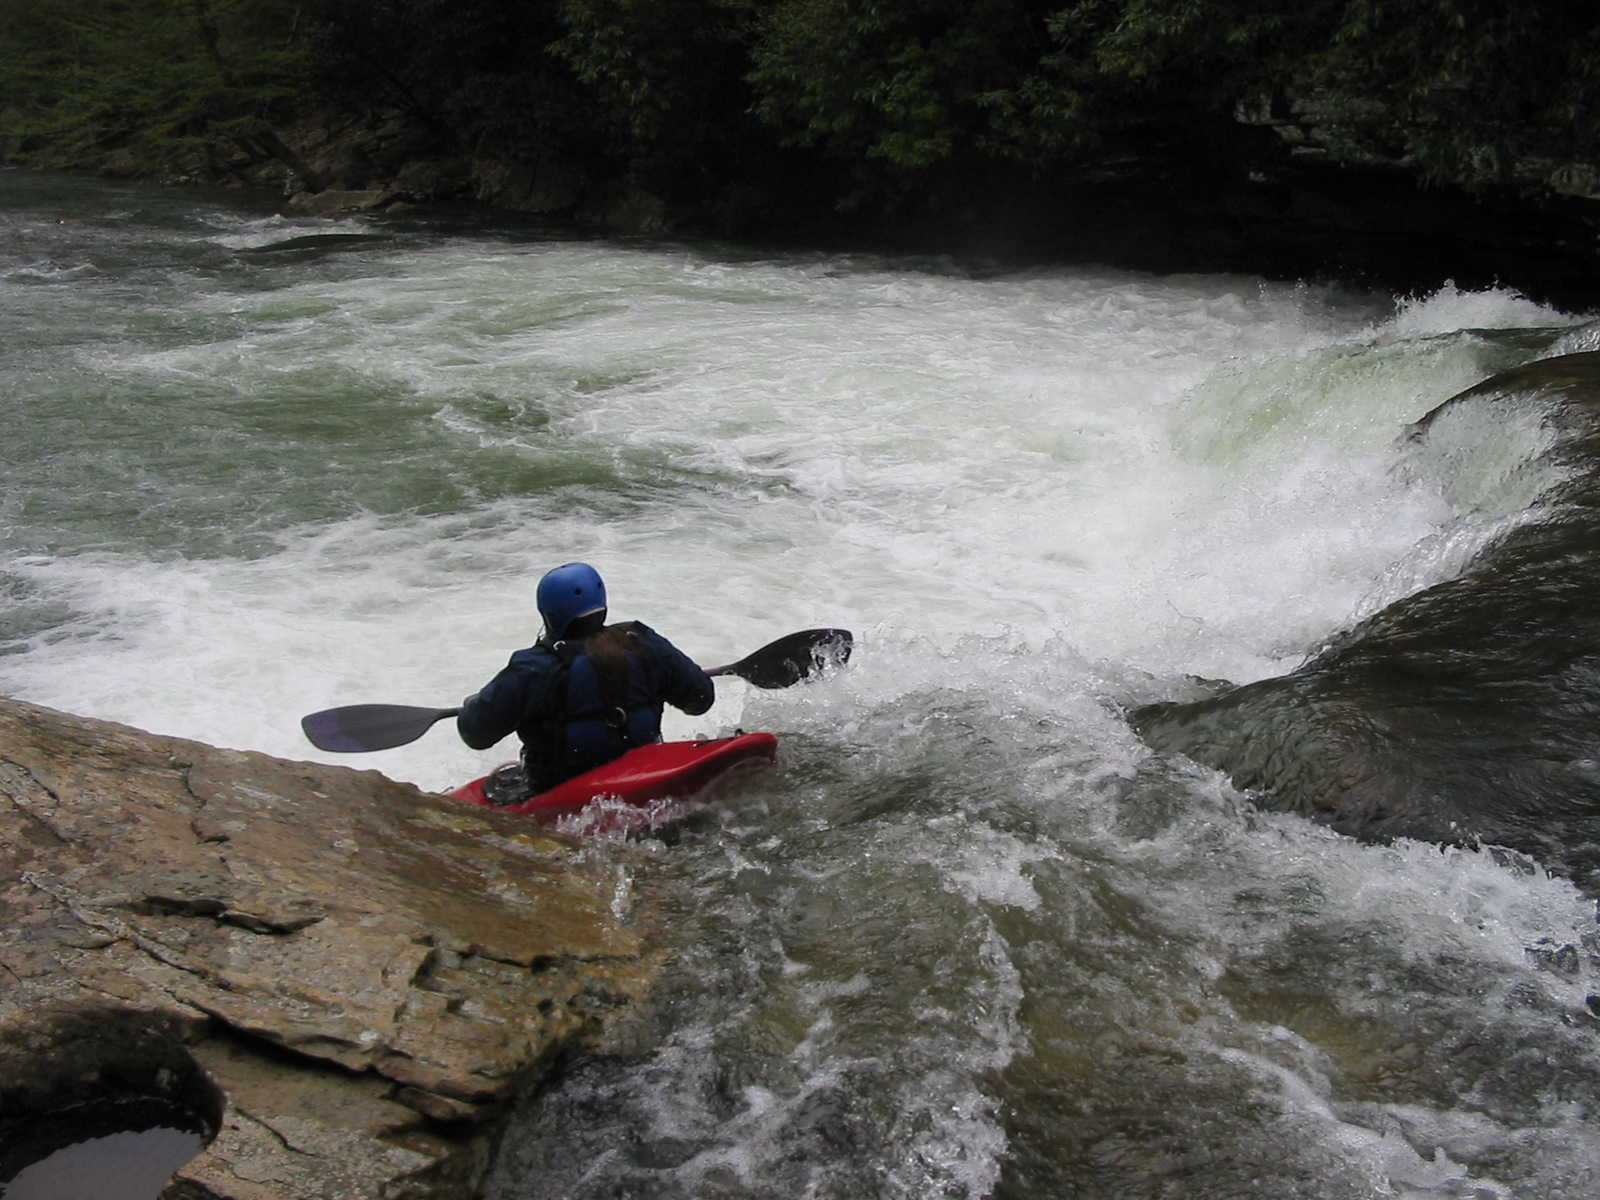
[5,169,1600,1198]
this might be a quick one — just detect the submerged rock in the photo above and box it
[0,698,664,1198]
[1133,352,1600,892]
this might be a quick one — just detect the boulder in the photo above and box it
[0,698,664,1198]
[471,156,588,216]
[285,188,391,216]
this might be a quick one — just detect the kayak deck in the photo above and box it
[451,732,778,834]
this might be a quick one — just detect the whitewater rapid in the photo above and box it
[6,170,1600,1198]
[5,192,1569,793]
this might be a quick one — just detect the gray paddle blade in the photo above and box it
[717,628,853,688]
[301,704,459,752]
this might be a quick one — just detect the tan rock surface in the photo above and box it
[0,698,665,1198]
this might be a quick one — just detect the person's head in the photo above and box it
[537,561,607,640]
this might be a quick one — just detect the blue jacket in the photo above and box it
[457,621,714,788]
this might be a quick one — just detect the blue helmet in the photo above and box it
[537,562,607,639]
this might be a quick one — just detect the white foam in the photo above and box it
[234,258,1591,1192]
[6,266,1589,790]
[1387,281,1573,337]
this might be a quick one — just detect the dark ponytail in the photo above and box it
[583,624,639,710]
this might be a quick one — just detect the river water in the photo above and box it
[5,169,1600,1198]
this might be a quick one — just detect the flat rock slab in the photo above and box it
[0,698,664,1199]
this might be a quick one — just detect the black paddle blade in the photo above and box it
[710,628,853,689]
[300,704,461,753]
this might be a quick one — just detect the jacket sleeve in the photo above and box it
[457,652,541,750]
[632,623,715,716]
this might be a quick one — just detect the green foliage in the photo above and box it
[309,0,579,149]
[0,4,82,110]
[1306,1,1600,185]
[6,0,1600,214]
[309,0,765,203]
[555,0,720,144]
[1013,0,1600,189]
[551,0,761,173]
[1,0,318,174]
[746,0,1042,168]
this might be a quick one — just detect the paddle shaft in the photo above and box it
[301,627,851,753]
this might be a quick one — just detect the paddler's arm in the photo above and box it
[457,650,543,750]
[632,623,715,716]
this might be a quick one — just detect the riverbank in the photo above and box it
[14,100,1600,313]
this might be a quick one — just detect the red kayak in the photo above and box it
[451,732,778,834]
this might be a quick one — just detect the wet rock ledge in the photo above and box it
[0,697,663,1198]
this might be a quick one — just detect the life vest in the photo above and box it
[535,624,662,785]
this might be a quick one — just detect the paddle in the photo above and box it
[301,703,462,754]
[706,627,852,688]
[300,627,853,753]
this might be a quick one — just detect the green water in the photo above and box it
[7,169,1600,1199]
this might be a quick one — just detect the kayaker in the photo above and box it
[456,562,715,798]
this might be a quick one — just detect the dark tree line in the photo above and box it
[5,1,1598,223]
[1,1,326,181]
